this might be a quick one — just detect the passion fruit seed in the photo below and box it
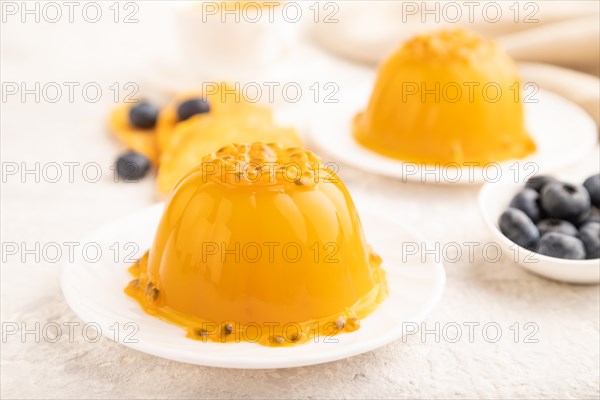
[289,152,309,164]
[196,329,209,338]
[145,283,159,302]
[284,166,301,182]
[223,324,233,335]
[335,317,346,330]
[251,142,275,155]
[217,145,236,155]
[294,172,315,186]
[201,143,321,187]
[149,288,159,302]
[273,336,285,344]
[130,279,140,288]
[346,317,360,330]
[246,170,260,181]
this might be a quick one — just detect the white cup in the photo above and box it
[177,1,292,81]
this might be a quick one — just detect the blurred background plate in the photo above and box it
[308,85,598,184]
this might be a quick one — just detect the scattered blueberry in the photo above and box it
[540,182,591,222]
[537,232,586,260]
[583,174,600,207]
[499,208,539,250]
[575,206,600,227]
[510,188,542,222]
[537,219,578,237]
[116,151,151,180]
[525,175,558,193]
[177,97,210,121]
[128,101,159,129]
[579,222,600,259]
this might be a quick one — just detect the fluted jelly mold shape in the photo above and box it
[126,143,387,346]
[353,29,536,165]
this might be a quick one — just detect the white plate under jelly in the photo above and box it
[308,85,597,184]
[61,204,445,369]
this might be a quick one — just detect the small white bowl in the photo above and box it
[479,176,600,284]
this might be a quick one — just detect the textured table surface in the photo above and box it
[1,4,599,399]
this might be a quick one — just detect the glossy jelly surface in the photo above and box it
[126,143,387,346]
[353,29,536,165]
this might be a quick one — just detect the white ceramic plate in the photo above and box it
[61,204,445,369]
[308,85,597,184]
[479,171,600,284]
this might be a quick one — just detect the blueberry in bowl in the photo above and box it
[509,188,542,223]
[499,208,539,250]
[579,221,600,259]
[479,171,600,283]
[536,232,586,260]
[537,219,578,237]
[525,175,558,193]
[500,174,599,260]
[583,174,600,207]
[540,182,591,222]
[575,206,600,227]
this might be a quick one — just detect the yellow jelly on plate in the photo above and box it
[353,29,536,165]
[126,143,387,346]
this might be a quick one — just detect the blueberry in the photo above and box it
[177,98,210,121]
[537,219,578,237]
[525,175,558,193]
[540,182,591,222]
[510,188,542,222]
[116,151,151,180]
[579,222,600,259]
[537,232,586,260]
[583,174,600,207]
[128,101,159,129]
[575,206,600,227]
[499,208,540,250]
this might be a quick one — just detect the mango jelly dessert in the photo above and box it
[157,109,301,194]
[126,143,387,346]
[353,29,536,165]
